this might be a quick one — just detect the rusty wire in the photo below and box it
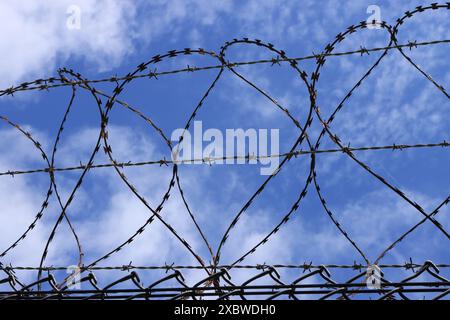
[0,3,449,299]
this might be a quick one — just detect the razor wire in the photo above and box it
[0,3,449,299]
[0,261,448,300]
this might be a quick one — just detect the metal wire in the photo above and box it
[0,261,448,300]
[0,3,448,299]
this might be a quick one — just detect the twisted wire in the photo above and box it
[0,2,448,299]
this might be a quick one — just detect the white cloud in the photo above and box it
[0,124,200,285]
[0,0,237,88]
[1,0,448,294]
[0,0,141,87]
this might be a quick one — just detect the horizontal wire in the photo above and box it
[0,281,448,298]
[0,39,448,96]
[5,263,450,271]
[0,141,448,177]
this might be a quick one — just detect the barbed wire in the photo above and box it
[0,261,448,300]
[4,262,450,272]
[0,141,448,177]
[0,3,448,299]
[0,39,448,97]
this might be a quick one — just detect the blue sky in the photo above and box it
[0,1,448,298]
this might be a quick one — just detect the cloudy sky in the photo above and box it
[0,0,448,298]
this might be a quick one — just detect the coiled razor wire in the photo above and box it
[0,3,448,299]
[0,261,448,300]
